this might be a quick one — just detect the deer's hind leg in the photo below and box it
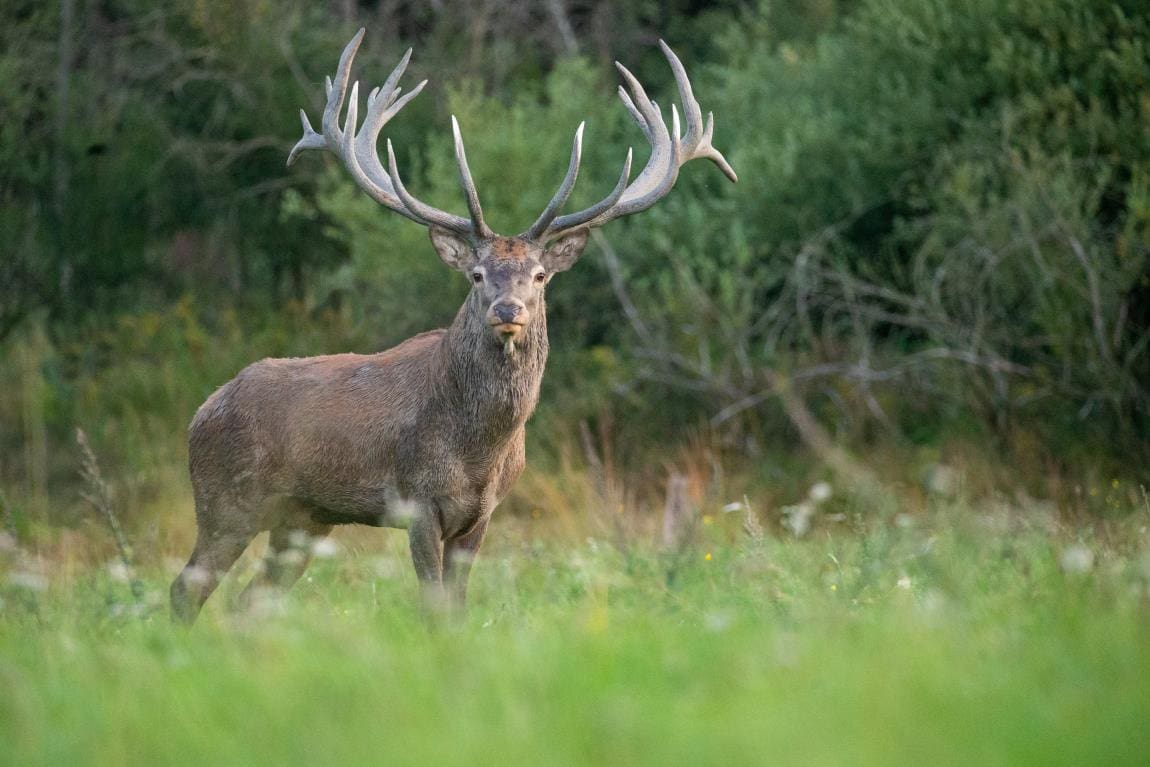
[236,503,332,610]
[170,498,260,625]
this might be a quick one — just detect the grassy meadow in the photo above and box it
[2,485,1149,766]
[4,0,1150,764]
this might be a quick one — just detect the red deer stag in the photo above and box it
[170,28,736,623]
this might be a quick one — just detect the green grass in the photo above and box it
[2,507,1149,767]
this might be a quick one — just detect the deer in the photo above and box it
[170,28,736,624]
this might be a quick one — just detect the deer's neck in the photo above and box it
[435,292,549,442]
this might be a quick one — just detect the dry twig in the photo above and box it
[76,428,144,601]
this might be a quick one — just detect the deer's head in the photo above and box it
[427,229,587,348]
[288,28,737,350]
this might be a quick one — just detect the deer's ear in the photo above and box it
[429,227,477,271]
[541,229,590,274]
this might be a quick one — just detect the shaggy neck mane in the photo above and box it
[433,290,549,446]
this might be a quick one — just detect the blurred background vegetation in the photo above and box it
[2,0,1148,551]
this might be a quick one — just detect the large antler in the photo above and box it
[288,29,490,239]
[523,40,737,243]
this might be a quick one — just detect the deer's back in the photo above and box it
[188,330,445,503]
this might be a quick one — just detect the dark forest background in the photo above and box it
[2,0,1148,535]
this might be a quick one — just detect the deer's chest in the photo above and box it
[397,415,524,489]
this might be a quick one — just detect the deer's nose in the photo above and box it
[492,302,524,324]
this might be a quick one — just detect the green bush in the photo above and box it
[591,0,1150,448]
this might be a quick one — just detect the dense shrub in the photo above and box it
[584,0,1150,448]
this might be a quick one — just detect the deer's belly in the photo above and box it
[286,431,524,533]
[288,480,409,529]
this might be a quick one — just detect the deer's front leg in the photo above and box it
[407,506,446,613]
[444,516,489,613]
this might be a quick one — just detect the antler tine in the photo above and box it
[546,147,633,235]
[452,116,493,238]
[617,88,650,139]
[287,110,325,166]
[603,105,681,221]
[288,28,365,168]
[599,61,679,219]
[289,28,401,203]
[658,40,738,183]
[321,28,364,145]
[352,80,427,192]
[657,40,703,150]
[353,45,426,195]
[386,139,473,233]
[538,41,736,241]
[530,59,675,240]
[288,29,479,238]
[379,48,413,106]
[334,79,424,222]
[356,48,415,151]
[615,62,664,137]
[523,122,585,240]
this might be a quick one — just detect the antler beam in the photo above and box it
[524,40,737,242]
[289,31,736,245]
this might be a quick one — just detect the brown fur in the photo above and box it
[486,237,531,262]
[170,231,585,623]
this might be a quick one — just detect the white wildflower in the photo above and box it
[245,587,287,617]
[277,549,306,567]
[8,571,48,591]
[311,537,340,559]
[372,556,400,579]
[703,609,734,633]
[392,499,419,524]
[448,548,476,567]
[918,589,947,617]
[782,501,815,538]
[925,464,959,497]
[182,565,211,587]
[1059,544,1094,575]
[107,561,133,583]
[808,482,833,504]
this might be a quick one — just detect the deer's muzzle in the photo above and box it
[491,302,524,324]
[488,302,528,337]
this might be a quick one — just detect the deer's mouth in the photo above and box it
[491,322,525,336]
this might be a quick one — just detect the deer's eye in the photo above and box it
[534,272,547,284]
[472,272,483,284]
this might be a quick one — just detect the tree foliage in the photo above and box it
[1,0,1148,516]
